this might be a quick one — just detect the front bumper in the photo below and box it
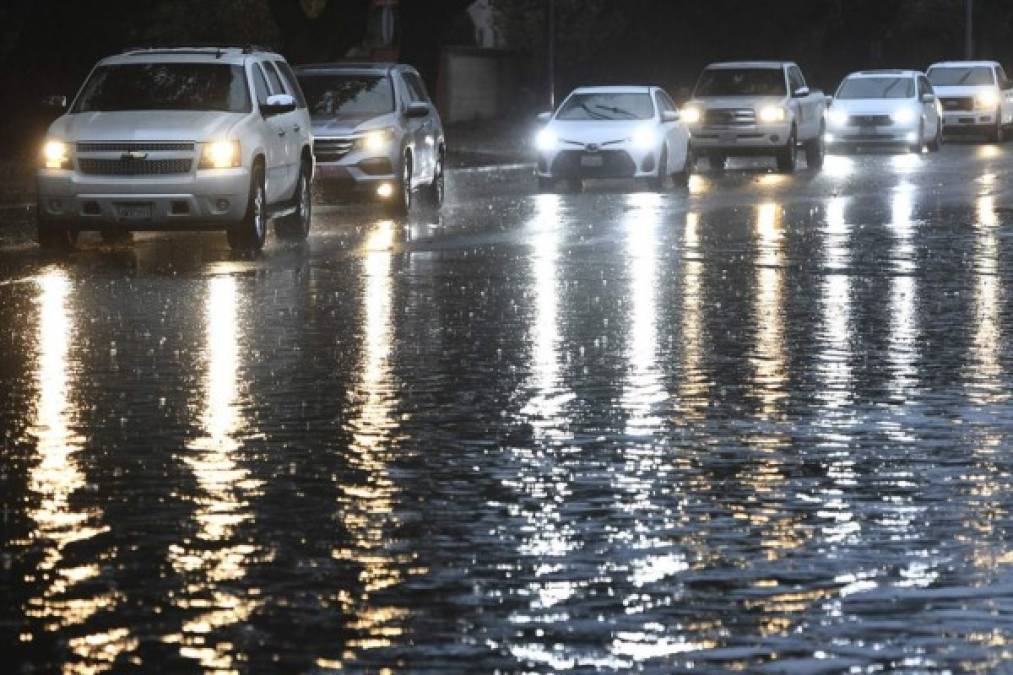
[825,127,919,146]
[36,167,251,229]
[942,111,997,131]
[688,123,791,153]
[536,144,659,179]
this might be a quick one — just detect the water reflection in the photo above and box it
[25,269,133,672]
[752,203,786,417]
[166,275,263,672]
[331,220,417,664]
[969,196,1003,403]
[677,213,708,419]
[887,188,919,398]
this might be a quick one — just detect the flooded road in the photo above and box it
[3,144,1013,672]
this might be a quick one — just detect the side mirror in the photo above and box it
[536,111,552,123]
[405,101,430,118]
[43,95,67,110]
[792,86,810,98]
[262,93,296,116]
[661,110,680,123]
[921,93,936,103]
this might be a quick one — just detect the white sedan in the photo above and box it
[826,70,943,153]
[534,86,693,192]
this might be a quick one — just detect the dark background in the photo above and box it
[2,0,1012,158]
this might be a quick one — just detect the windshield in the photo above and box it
[928,66,994,86]
[695,68,786,97]
[73,63,251,113]
[556,93,654,121]
[297,74,394,117]
[836,77,915,99]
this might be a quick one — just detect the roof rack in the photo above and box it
[123,44,273,57]
[296,61,397,72]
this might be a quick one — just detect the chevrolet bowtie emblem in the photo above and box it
[121,151,148,160]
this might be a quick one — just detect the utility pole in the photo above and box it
[965,0,974,59]
[547,0,556,110]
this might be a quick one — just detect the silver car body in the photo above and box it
[927,60,1013,136]
[826,70,942,149]
[37,46,313,231]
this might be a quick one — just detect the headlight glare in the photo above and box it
[42,140,71,170]
[891,108,916,125]
[682,107,701,124]
[828,109,848,127]
[631,126,656,150]
[759,106,787,123]
[976,90,1000,108]
[200,140,240,169]
[359,128,394,152]
[535,128,557,151]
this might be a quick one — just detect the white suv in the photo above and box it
[927,60,1013,142]
[37,45,314,251]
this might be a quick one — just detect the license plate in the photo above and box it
[116,204,152,220]
[580,154,604,168]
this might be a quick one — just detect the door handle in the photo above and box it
[277,129,286,137]
[294,125,301,133]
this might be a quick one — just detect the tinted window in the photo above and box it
[695,69,786,97]
[557,92,655,120]
[655,91,675,114]
[403,72,429,103]
[919,77,933,96]
[73,63,251,113]
[275,61,307,108]
[928,67,995,86]
[296,74,395,117]
[262,61,285,95]
[836,77,915,99]
[788,67,805,92]
[252,64,271,107]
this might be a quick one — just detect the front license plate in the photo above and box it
[116,204,152,220]
[580,154,604,168]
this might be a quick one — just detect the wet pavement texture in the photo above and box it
[3,144,1013,673]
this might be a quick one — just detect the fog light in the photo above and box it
[770,135,780,143]
[216,199,230,211]
[824,133,834,143]
[905,132,918,143]
[377,183,394,198]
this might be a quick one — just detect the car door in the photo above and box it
[262,61,300,196]
[654,90,688,171]
[996,65,1013,126]
[918,76,940,136]
[251,62,288,204]
[402,71,437,181]
[274,59,313,169]
[787,66,814,136]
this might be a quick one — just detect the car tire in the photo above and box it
[537,176,556,193]
[649,146,668,191]
[673,146,694,188]
[389,153,412,217]
[991,114,1004,143]
[227,161,267,251]
[276,160,312,241]
[928,123,943,152]
[100,230,132,245]
[776,128,797,173]
[804,127,825,170]
[710,152,727,172]
[426,147,446,207]
[909,122,924,153]
[37,206,78,251]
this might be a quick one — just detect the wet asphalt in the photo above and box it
[3,142,1013,673]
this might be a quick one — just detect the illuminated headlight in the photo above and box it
[42,140,71,170]
[358,128,394,152]
[758,106,787,123]
[828,109,848,127]
[535,128,557,152]
[976,90,1000,109]
[891,108,916,125]
[906,131,919,143]
[631,126,656,150]
[199,140,240,169]
[682,107,701,124]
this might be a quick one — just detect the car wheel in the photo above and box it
[673,146,694,188]
[804,127,825,170]
[991,114,1004,143]
[100,230,132,245]
[227,162,267,251]
[710,152,727,172]
[276,160,312,240]
[928,123,943,152]
[537,176,556,193]
[649,146,668,191]
[909,122,924,153]
[568,178,584,193]
[426,147,446,207]
[36,206,78,251]
[776,128,797,173]
[390,153,412,217]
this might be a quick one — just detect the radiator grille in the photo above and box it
[78,158,193,176]
[76,142,195,153]
[313,137,355,162]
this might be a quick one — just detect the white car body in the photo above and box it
[927,60,1013,140]
[37,46,313,248]
[534,86,692,186]
[683,61,827,170]
[826,70,942,151]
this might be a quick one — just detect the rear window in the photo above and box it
[836,77,915,99]
[556,93,655,121]
[695,68,787,97]
[927,67,995,87]
[73,63,251,113]
[296,74,395,117]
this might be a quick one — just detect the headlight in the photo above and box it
[758,106,787,123]
[976,90,1000,109]
[891,108,916,125]
[631,126,656,150]
[828,109,848,127]
[42,140,71,170]
[682,107,701,124]
[199,140,240,169]
[357,128,395,152]
[535,128,557,152]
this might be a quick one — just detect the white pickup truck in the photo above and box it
[683,61,827,172]
[926,60,1013,142]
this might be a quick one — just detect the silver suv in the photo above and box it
[295,62,445,215]
[37,45,314,251]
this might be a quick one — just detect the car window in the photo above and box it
[557,92,655,121]
[928,66,994,86]
[297,73,394,117]
[402,72,429,103]
[262,61,286,96]
[836,77,915,100]
[919,77,933,96]
[695,69,786,97]
[788,67,805,93]
[252,63,271,107]
[72,63,251,113]
[274,61,307,108]
[997,66,1011,89]
[654,91,675,114]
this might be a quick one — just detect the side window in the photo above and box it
[997,66,1010,90]
[919,77,933,97]
[274,61,307,108]
[251,64,271,107]
[788,67,805,93]
[403,72,430,103]
[262,61,286,95]
[654,91,675,115]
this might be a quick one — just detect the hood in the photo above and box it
[688,95,787,110]
[310,112,400,137]
[547,119,654,144]
[50,110,246,142]
[931,85,995,98]
[831,98,918,115]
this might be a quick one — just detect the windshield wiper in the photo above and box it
[593,104,637,119]
[958,70,973,84]
[578,103,609,120]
